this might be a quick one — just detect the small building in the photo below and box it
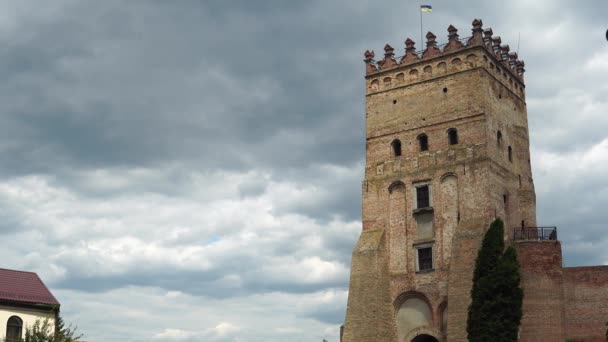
[0,268,60,341]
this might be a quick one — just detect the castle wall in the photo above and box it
[445,216,489,342]
[342,230,397,342]
[346,18,608,342]
[342,19,578,342]
[364,58,499,341]
[478,63,536,231]
[563,266,608,342]
[515,241,565,342]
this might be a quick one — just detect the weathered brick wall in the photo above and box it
[345,19,608,342]
[342,230,397,342]
[345,20,536,342]
[364,62,499,342]
[515,241,566,342]
[446,216,490,342]
[563,266,608,342]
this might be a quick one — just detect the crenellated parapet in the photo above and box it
[363,19,526,97]
[444,25,464,52]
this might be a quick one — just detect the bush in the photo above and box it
[18,315,82,342]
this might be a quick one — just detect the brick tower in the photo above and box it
[342,19,536,342]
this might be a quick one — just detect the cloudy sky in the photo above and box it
[0,1,606,341]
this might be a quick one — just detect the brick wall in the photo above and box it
[344,20,608,342]
[345,20,540,342]
[563,266,608,342]
[515,241,565,342]
[342,230,397,342]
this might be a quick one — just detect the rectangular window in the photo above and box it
[416,185,430,208]
[418,247,433,271]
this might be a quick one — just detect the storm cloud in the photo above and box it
[0,0,606,341]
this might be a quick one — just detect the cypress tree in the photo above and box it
[493,246,523,341]
[467,218,523,342]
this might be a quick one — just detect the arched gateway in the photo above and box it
[411,334,438,342]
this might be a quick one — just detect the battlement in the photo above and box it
[364,19,525,98]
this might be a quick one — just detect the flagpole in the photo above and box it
[420,7,423,51]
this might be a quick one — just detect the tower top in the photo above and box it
[363,19,525,81]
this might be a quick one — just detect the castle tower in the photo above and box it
[343,19,536,342]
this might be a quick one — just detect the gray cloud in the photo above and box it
[0,0,606,341]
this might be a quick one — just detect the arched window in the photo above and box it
[508,146,513,162]
[497,131,503,148]
[6,316,22,342]
[418,134,429,151]
[447,128,458,145]
[391,139,402,157]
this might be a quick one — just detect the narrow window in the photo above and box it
[418,247,433,271]
[448,128,458,145]
[518,175,522,187]
[391,139,402,157]
[418,134,429,151]
[508,146,513,162]
[6,316,22,342]
[497,131,503,148]
[416,185,430,208]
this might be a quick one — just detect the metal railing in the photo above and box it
[512,227,557,241]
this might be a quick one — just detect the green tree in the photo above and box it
[467,218,523,342]
[493,246,523,340]
[19,315,82,342]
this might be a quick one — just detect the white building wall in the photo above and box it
[0,305,56,340]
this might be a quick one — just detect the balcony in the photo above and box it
[512,227,557,241]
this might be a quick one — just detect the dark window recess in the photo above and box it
[417,185,430,208]
[448,129,458,145]
[497,131,503,147]
[508,146,513,162]
[418,134,429,151]
[391,139,402,157]
[418,247,433,271]
[6,316,22,342]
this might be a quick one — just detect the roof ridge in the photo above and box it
[0,267,37,274]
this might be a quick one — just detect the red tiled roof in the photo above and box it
[0,268,60,306]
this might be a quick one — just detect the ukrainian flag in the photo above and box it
[420,5,432,12]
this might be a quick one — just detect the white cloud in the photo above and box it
[154,329,198,341]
